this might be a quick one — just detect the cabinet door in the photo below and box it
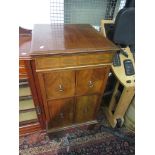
[76,67,108,96]
[48,98,74,128]
[43,71,75,100]
[75,95,98,123]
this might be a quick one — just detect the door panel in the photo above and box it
[43,71,75,100]
[76,67,107,96]
[75,95,98,123]
[48,98,74,128]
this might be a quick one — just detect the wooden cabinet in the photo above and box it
[30,24,119,133]
[36,66,111,130]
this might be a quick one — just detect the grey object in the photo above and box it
[113,7,135,46]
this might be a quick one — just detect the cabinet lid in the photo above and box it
[30,24,119,56]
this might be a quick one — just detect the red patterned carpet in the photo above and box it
[19,115,135,155]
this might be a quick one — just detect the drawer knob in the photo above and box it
[88,80,94,88]
[58,84,64,92]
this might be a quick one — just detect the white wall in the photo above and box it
[19,0,50,29]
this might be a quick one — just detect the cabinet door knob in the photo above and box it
[88,80,94,88]
[58,84,64,92]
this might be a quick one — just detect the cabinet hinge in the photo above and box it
[36,105,41,115]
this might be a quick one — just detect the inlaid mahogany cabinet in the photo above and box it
[30,24,119,133]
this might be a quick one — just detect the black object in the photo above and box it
[124,59,135,76]
[104,23,115,41]
[129,44,135,53]
[105,7,135,48]
[116,118,122,128]
[125,0,135,8]
[113,7,135,46]
[113,52,121,66]
[129,44,135,61]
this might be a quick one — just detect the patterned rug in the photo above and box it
[19,114,135,155]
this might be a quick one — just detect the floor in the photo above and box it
[19,110,135,155]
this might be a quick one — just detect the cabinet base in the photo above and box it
[19,122,42,136]
[47,120,98,138]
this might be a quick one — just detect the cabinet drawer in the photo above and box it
[19,67,27,74]
[19,74,28,79]
[19,60,28,79]
[77,53,113,65]
[43,71,75,100]
[48,98,74,128]
[76,67,108,95]
[75,95,98,123]
[35,52,114,70]
[35,55,77,70]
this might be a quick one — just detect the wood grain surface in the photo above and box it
[43,71,75,100]
[76,68,107,95]
[75,95,98,123]
[30,24,119,56]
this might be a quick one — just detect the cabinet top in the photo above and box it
[30,24,119,56]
